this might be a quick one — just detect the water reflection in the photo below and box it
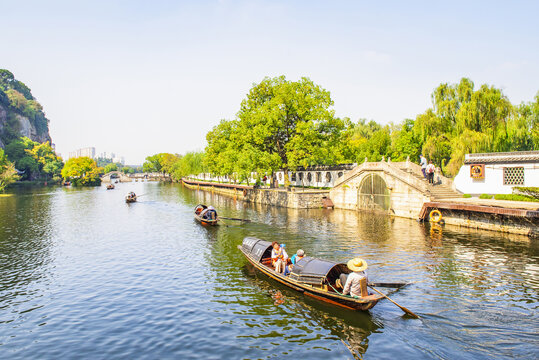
[0,188,55,315]
[0,183,537,359]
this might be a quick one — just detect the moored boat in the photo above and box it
[238,237,385,311]
[194,204,219,226]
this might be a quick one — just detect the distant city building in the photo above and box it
[454,151,539,195]
[112,157,125,166]
[69,147,96,159]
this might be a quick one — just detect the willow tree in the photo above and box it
[412,78,516,175]
[205,76,344,185]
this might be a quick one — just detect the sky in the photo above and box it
[1,0,538,164]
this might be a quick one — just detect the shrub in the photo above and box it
[479,194,493,199]
[494,194,539,202]
[513,187,539,199]
[462,194,472,198]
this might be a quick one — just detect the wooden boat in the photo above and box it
[194,204,219,226]
[238,237,385,311]
[125,193,137,203]
[62,181,71,186]
[106,184,115,190]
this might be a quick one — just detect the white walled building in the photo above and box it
[454,151,539,195]
[275,164,356,188]
[192,164,356,188]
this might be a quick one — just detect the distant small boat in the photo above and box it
[63,181,71,186]
[194,204,219,226]
[107,184,115,190]
[115,180,119,184]
[125,192,137,203]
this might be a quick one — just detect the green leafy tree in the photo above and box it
[205,76,344,185]
[61,157,102,186]
[5,137,63,181]
[0,148,19,192]
[104,163,118,173]
[5,137,39,180]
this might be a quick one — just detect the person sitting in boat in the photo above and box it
[128,192,136,199]
[201,206,217,220]
[194,205,205,215]
[340,258,368,298]
[271,242,288,274]
[284,249,305,276]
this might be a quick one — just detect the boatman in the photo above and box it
[341,258,368,298]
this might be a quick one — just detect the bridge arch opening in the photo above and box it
[358,173,390,211]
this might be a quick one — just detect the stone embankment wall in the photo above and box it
[439,211,538,237]
[182,180,329,209]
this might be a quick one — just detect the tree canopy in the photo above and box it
[4,137,63,181]
[0,148,19,192]
[205,76,345,183]
[61,157,102,186]
[146,76,539,181]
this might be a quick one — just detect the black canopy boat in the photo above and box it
[239,237,388,311]
[194,204,219,226]
[125,192,137,203]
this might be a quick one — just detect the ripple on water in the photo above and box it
[0,184,538,359]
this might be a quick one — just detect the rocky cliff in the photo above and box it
[0,70,52,148]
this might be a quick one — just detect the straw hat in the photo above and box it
[347,258,368,272]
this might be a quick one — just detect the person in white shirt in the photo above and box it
[340,258,368,298]
[420,155,427,178]
[271,242,288,274]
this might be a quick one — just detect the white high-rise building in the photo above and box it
[68,147,96,159]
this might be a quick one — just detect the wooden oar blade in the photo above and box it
[369,282,409,288]
[369,286,420,319]
[219,217,251,222]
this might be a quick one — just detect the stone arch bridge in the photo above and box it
[329,160,461,218]
[101,171,171,183]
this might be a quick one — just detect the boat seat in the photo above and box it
[261,258,274,268]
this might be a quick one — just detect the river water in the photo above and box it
[0,183,537,359]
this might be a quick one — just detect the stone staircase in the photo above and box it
[395,162,462,200]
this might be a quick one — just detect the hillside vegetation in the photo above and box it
[0,69,51,148]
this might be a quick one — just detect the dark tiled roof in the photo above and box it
[464,151,539,164]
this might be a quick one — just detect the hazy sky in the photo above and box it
[2,0,538,164]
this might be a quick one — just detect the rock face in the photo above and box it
[0,102,51,148]
[0,69,52,148]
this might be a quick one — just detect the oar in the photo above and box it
[368,285,420,319]
[219,217,251,222]
[369,282,409,288]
